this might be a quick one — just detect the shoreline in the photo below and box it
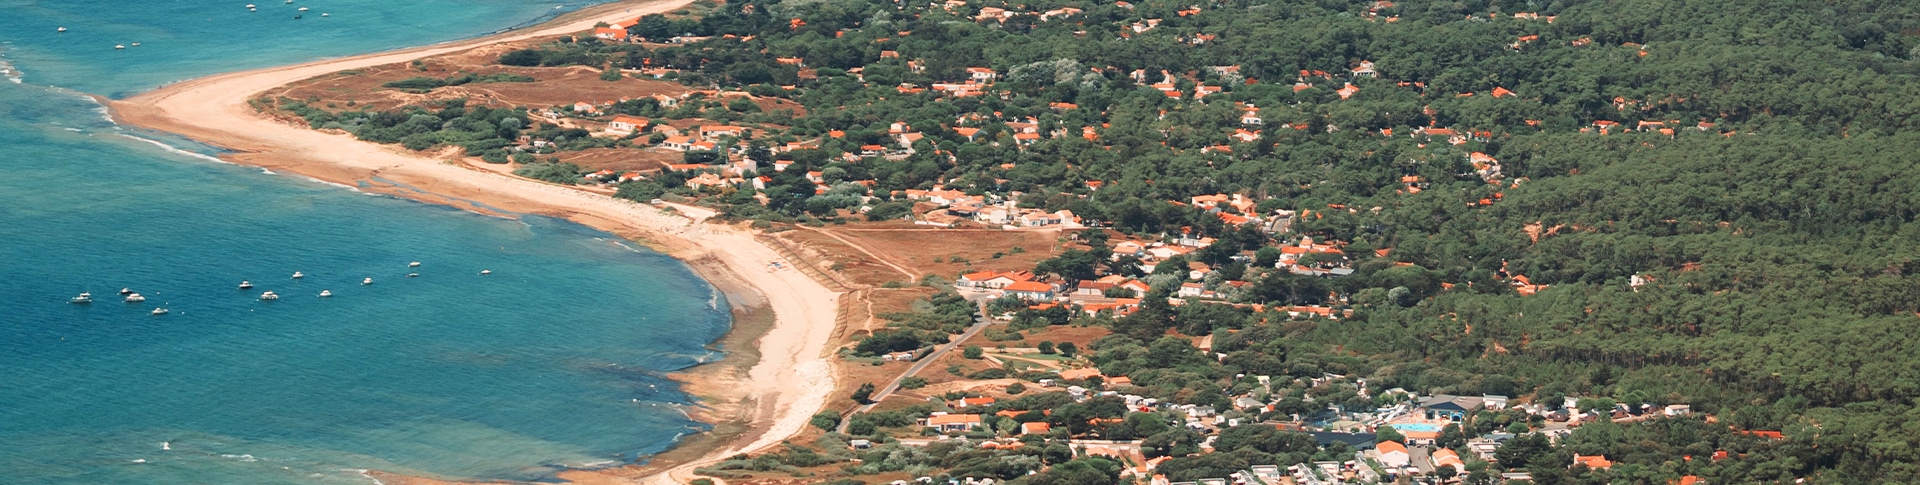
[105,0,846,483]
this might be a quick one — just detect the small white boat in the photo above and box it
[320,12,329,17]
[409,261,421,267]
[115,44,125,50]
[246,3,256,7]
[125,293,146,303]
[119,288,133,295]
[318,290,333,297]
[362,277,373,285]
[479,269,492,275]
[406,273,418,278]
[130,42,140,46]
[260,291,279,301]
[161,442,170,451]
[297,6,308,11]
[291,271,305,279]
[239,281,254,289]
[70,292,93,304]
[151,308,169,316]
[57,27,67,33]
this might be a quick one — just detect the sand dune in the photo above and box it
[111,1,840,483]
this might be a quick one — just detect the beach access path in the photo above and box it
[110,1,846,483]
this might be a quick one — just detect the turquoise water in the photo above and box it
[0,1,735,483]
[1391,423,1443,433]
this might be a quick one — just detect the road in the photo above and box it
[838,296,993,432]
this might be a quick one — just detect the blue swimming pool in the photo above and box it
[1392,423,1444,432]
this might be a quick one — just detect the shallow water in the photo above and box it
[0,1,729,483]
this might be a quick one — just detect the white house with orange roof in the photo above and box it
[958,270,1033,289]
[965,67,997,82]
[604,115,648,136]
[1375,440,1410,468]
[924,413,982,432]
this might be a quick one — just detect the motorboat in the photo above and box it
[406,273,418,278]
[119,288,133,295]
[57,27,67,32]
[318,290,332,297]
[246,4,256,8]
[151,307,169,316]
[297,6,308,11]
[124,293,146,303]
[260,291,279,301]
[115,44,125,49]
[130,42,141,46]
[409,261,421,267]
[292,271,305,279]
[70,292,92,304]
[320,12,329,17]
[239,281,254,289]
[362,277,373,285]
[479,269,492,275]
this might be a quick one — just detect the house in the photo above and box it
[958,270,1033,289]
[849,439,872,449]
[1178,282,1205,298]
[1020,422,1052,435]
[966,67,997,82]
[1003,281,1055,300]
[700,125,746,138]
[1336,83,1360,100]
[1572,454,1613,470]
[1240,109,1263,125]
[925,413,983,432]
[660,135,695,151]
[1351,60,1376,78]
[605,116,648,136]
[1375,440,1410,468]
[1432,448,1466,474]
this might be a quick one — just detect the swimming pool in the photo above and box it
[1392,423,1444,432]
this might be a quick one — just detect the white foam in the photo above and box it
[260,168,276,175]
[114,133,230,165]
[219,453,257,462]
[300,176,363,192]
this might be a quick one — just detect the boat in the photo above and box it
[239,281,254,289]
[409,261,421,267]
[320,12,329,17]
[115,44,125,49]
[119,288,133,295]
[246,3,256,8]
[57,27,67,32]
[124,293,146,303]
[479,269,492,275]
[293,14,301,19]
[318,290,332,297]
[297,6,308,11]
[260,291,279,301]
[70,292,93,304]
[151,307,169,316]
[130,42,140,46]
[362,277,373,285]
[292,271,305,279]
[406,273,418,278]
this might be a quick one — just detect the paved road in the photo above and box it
[838,297,993,433]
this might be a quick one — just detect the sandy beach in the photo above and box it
[110,0,841,483]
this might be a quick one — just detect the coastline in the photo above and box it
[105,0,844,483]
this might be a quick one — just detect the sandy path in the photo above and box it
[108,1,842,483]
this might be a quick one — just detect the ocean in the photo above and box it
[0,1,733,483]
